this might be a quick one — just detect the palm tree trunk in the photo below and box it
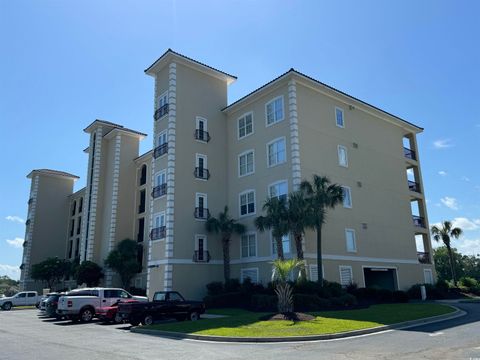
[275,236,284,260]
[316,225,323,286]
[294,232,306,279]
[222,237,231,283]
[446,244,457,286]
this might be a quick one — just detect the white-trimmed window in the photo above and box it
[272,234,291,255]
[269,180,288,201]
[241,233,257,258]
[342,186,352,208]
[195,193,207,209]
[154,212,166,228]
[157,91,168,110]
[265,96,284,126]
[339,265,353,286]
[345,229,357,252]
[238,112,254,139]
[309,264,325,281]
[267,137,286,167]
[239,190,256,216]
[423,269,434,285]
[335,107,344,128]
[196,116,207,132]
[238,150,255,177]
[155,170,167,187]
[241,268,259,283]
[158,130,167,146]
[338,145,348,167]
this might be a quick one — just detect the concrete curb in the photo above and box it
[130,305,465,343]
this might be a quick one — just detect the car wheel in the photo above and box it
[2,302,12,311]
[114,313,123,324]
[80,308,94,322]
[142,314,154,326]
[189,311,199,321]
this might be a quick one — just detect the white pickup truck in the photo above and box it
[0,291,40,310]
[57,288,148,322]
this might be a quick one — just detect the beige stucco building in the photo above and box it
[20,50,435,299]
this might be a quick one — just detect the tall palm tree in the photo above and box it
[205,206,246,283]
[287,191,312,279]
[300,175,344,285]
[255,197,289,260]
[271,258,305,313]
[431,221,463,286]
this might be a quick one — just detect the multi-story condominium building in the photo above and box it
[20,49,435,298]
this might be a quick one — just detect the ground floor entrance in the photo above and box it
[363,267,398,290]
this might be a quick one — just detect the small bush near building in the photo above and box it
[206,281,224,296]
[459,277,478,289]
[407,283,448,300]
[251,294,277,311]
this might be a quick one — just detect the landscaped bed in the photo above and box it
[144,303,455,338]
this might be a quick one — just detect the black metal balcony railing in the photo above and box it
[150,226,166,240]
[194,207,209,220]
[193,250,211,263]
[408,180,421,193]
[194,129,211,142]
[153,143,168,158]
[404,147,417,160]
[417,252,430,264]
[25,219,30,226]
[154,104,169,120]
[23,241,27,248]
[152,183,167,198]
[19,263,25,270]
[413,215,426,228]
[194,167,210,180]
[28,198,33,205]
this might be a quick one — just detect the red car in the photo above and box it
[97,300,138,323]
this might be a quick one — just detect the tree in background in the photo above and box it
[431,221,463,286]
[76,261,103,287]
[31,257,70,289]
[434,246,480,282]
[0,276,19,297]
[105,239,142,289]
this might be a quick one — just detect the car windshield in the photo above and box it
[153,293,166,301]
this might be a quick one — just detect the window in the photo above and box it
[68,240,73,258]
[75,238,80,258]
[196,117,207,132]
[238,150,255,177]
[238,112,254,139]
[241,268,259,283]
[345,229,357,252]
[339,265,353,286]
[239,190,255,216]
[195,235,208,261]
[78,197,83,213]
[154,212,166,229]
[69,219,75,237]
[139,190,146,213]
[266,96,284,126]
[154,292,167,301]
[76,217,81,235]
[157,91,168,110]
[241,233,257,258]
[71,201,76,216]
[338,145,348,167]
[424,269,434,285]
[155,170,167,187]
[16,293,26,298]
[139,165,147,186]
[309,265,325,281]
[195,154,209,179]
[272,234,291,255]
[267,137,286,167]
[335,107,345,128]
[158,131,167,146]
[269,180,288,200]
[195,117,209,142]
[168,292,184,302]
[27,292,36,298]
[342,186,352,208]
[195,193,208,219]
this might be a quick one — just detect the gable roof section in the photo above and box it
[84,119,147,138]
[144,49,237,84]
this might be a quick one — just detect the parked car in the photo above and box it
[118,291,205,326]
[38,293,59,312]
[96,299,139,324]
[57,288,148,322]
[0,291,40,310]
[44,293,64,318]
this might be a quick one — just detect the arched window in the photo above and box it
[71,201,77,216]
[78,197,83,213]
[140,164,147,186]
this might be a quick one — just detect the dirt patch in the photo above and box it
[260,312,315,321]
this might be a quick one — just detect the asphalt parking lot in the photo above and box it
[0,303,479,360]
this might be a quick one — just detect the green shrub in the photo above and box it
[251,294,277,311]
[293,280,321,295]
[459,277,478,289]
[392,290,409,303]
[353,287,379,301]
[225,278,241,292]
[330,294,357,307]
[377,289,393,303]
[293,294,331,311]
[435,279,450,292]
[471,285,480,296]
[204,292,248,308]
[322,280,345,297]
[206,281,224,296]
[407,283,446,300]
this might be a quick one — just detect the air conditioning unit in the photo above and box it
[353,142,359,149]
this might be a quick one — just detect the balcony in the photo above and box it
[150,226,166,240]
[408,180,421,193]
[28,198,33,205]
[404,147,417,161]
[194,207,209,220]
[153,143,168,158]
[154,104,169,120]
[25,219,30,226]
[193,250,211,263]
[23,241,27,248]
[194,167,210,180]
[194,129,211,142]
[417,251,431,264]
[413,215,426,228]
[19,263,25,270]
[152,183,167,198]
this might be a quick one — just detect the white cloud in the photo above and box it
[440,196,459,210]
[461,176,471,182]
[455,238,480,256]
[451,217,480,231]
[6,237,24,249]
[438,171,447,176]
[0,264,20,280]
[5,216,25,224]
[433,139,454,149]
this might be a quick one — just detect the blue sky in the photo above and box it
[1,1,479,279]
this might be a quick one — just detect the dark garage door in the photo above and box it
[363,268,397,291]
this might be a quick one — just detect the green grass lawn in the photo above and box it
[145,303,455,338]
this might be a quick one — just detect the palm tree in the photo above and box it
[205,206,246,283]
[431,221,463,286]
[271,258,305,313]
[287,191,312,279]
[300,175,344,285]
[255,197,289,260]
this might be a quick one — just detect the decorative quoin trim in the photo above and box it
[105,134,122,286]
[288,79,301,190]
[20,175,39,289]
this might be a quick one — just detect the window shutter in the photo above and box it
[309,265,318,281]
[241,268,258,283]
[339,266,353,286]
